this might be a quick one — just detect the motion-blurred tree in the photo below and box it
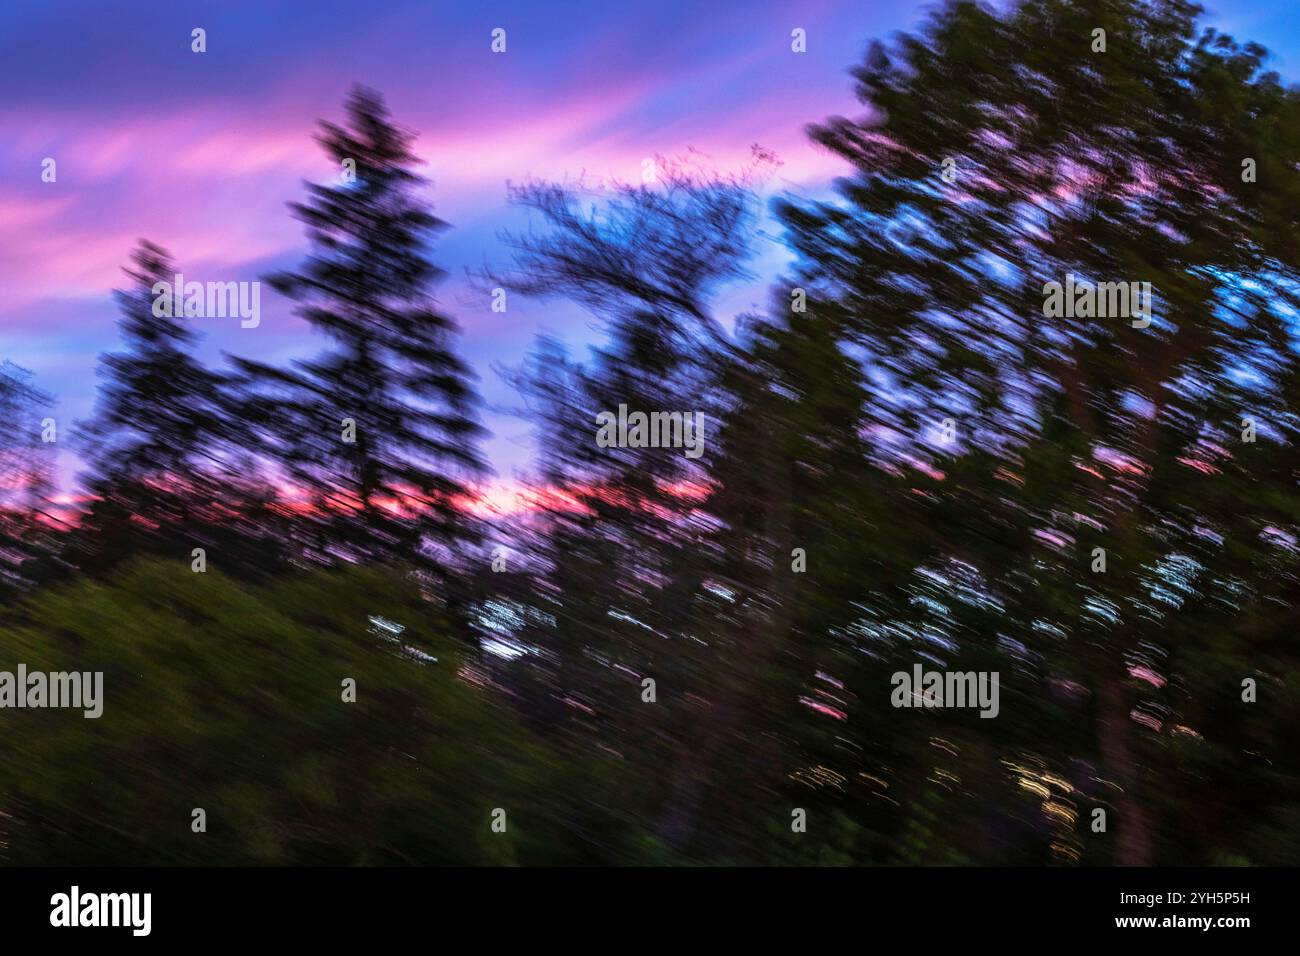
[72,241,231,575]
[0,362,58,594]
[490,160,767,853]
[233,86,486,580]
[776,0,1300,864]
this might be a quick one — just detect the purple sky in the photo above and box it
[3,0,1297,500]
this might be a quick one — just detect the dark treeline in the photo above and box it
[2,0,1299,865]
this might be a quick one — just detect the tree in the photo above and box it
[775,0,1300,863]
[233,86,486,577]
[72,240,229,574]
[0,362,58,594]
[489,159,769,854]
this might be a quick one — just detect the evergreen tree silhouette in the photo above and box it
[73,240,228,573]
[234,86,486,574]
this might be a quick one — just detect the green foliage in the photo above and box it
[0,561,630,864]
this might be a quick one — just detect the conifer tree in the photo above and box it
[234,86,486,573]
[74,240,228,573]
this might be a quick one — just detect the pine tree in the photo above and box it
[73,240,228,573]
[233,86,485,574]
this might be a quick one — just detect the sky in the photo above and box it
[3,0,1298,504]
